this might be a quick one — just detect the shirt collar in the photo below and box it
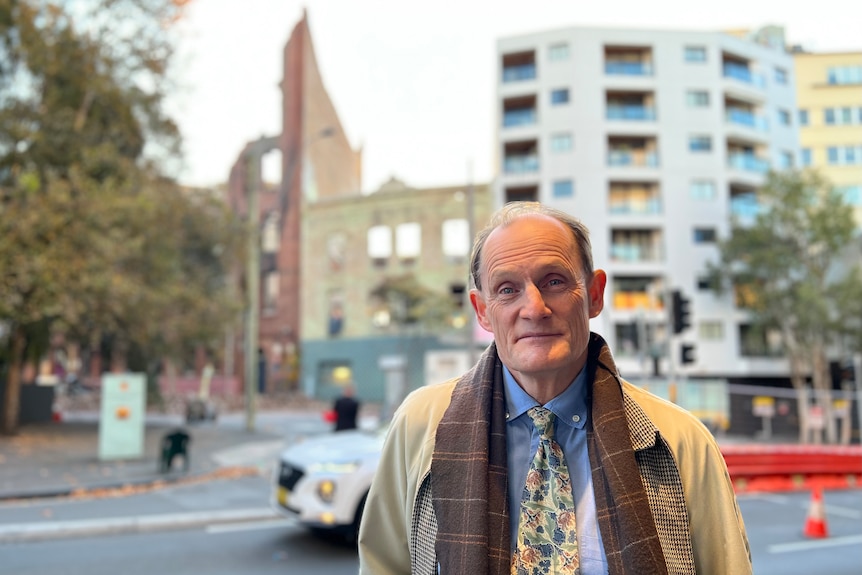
[502,364,588,430]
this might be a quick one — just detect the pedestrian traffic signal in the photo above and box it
[671,290,691,334]
[680,343,696,365]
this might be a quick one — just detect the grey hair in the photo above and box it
[469,202,594,291]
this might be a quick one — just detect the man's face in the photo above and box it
[470,215,606,385]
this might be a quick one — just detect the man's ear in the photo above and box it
[470,289,493,332]
[588,270,607,318]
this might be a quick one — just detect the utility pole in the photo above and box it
[244,141,263,433]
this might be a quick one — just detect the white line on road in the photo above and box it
[206,518,297,535]
[769,534,862,554]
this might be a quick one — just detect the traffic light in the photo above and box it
[671,290,691,334]
[680,343,696,365]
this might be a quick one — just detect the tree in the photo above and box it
[369,274,458,332]
[0,0,244,434]
[706,170,862,443]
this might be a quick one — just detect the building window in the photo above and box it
[693,227,717,243]
[841,107,853,124]
[800,148,812,167]
[264,272,279,312]
[838,185,862,205]
[824,108,836,125]
[441,219,469,260]
[699,321,724,341]
[261,212,280,253]
[690,180,716,200]
[778,109,791,126]
[395,222,421,265]
[548,43,570,61]
[774,67,788,84]
[846,146,860,164]
[550,133,573,152]
[550,88,569,105]
[778,151,794,169]
[552,180,574,198]
[827,147,839,164]
[689,135,712,152]
[827,65,862,85]
[686,90,709,107]
[327,291,344,337]
[367,225,392,267]
[799,109,809,126]
[684,46,706,62]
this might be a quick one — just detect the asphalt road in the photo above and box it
[1,521,359,575]
[739,489,862,575]
[1,474,859,574]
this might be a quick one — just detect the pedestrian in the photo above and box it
[332,384,360,432]
[358,202,751,574]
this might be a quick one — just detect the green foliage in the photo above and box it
[706,169,862,383]
[370,274,457,330]
[0,1,245,433]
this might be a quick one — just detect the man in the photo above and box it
[333,384,360,432]
[358,202,751,574]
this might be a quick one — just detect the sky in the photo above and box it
[169,0,861,193]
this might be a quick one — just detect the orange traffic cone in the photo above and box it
[803,487,828,539]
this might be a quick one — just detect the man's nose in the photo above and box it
[520,284,550,318]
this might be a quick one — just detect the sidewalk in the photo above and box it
[0,407,332,501]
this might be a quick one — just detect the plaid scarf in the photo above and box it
[431,333,668,575]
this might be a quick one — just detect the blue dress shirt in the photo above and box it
[504,365,609,575]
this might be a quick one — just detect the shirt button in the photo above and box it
[572,414,581,423]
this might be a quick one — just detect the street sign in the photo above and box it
[98,373,146,461]
[752,396,775,418]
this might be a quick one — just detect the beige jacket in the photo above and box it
[358,377,751,575]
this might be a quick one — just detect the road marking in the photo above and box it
[206,518,297,534]
[769,534,862,554]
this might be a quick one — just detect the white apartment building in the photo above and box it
[495,25,800,385]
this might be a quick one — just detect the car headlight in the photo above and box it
[317,479,336,503]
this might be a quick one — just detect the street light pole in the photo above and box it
[244,143,262,433]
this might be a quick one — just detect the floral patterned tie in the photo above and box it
[511,406,579,575]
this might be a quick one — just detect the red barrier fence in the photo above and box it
[721,445,862,493]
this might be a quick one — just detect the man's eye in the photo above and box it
[498,286,515,295]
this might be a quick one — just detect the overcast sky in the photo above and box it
[169,0,860,193]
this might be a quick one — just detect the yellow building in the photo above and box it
[794,51,862,225]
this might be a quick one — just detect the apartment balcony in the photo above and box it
[608,198,662,215]
[608,150,659,167]
[610,244,663,263]
[722,62,765,87]
[728,153,769,173]
[613,291,664,311]
[605,61,653,76]
[502,64,536,83]
[726,109,769,132]
[503,155,539,174]
[502,108,537,127]
[606,105,656,121]
[501,50,536,84]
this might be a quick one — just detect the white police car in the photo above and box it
[272,425,386,541]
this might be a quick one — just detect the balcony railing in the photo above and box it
[606,105,656,121]
[502,64,536,83]
[608,199,662,215]
[503,155,539,174]
[726,109,769,132]
[608,150,659,167]
[502,108,537,127]
[722,63,765,88]
[605,61,653,76]
[728,153,770,173]
[610,244,661,262]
